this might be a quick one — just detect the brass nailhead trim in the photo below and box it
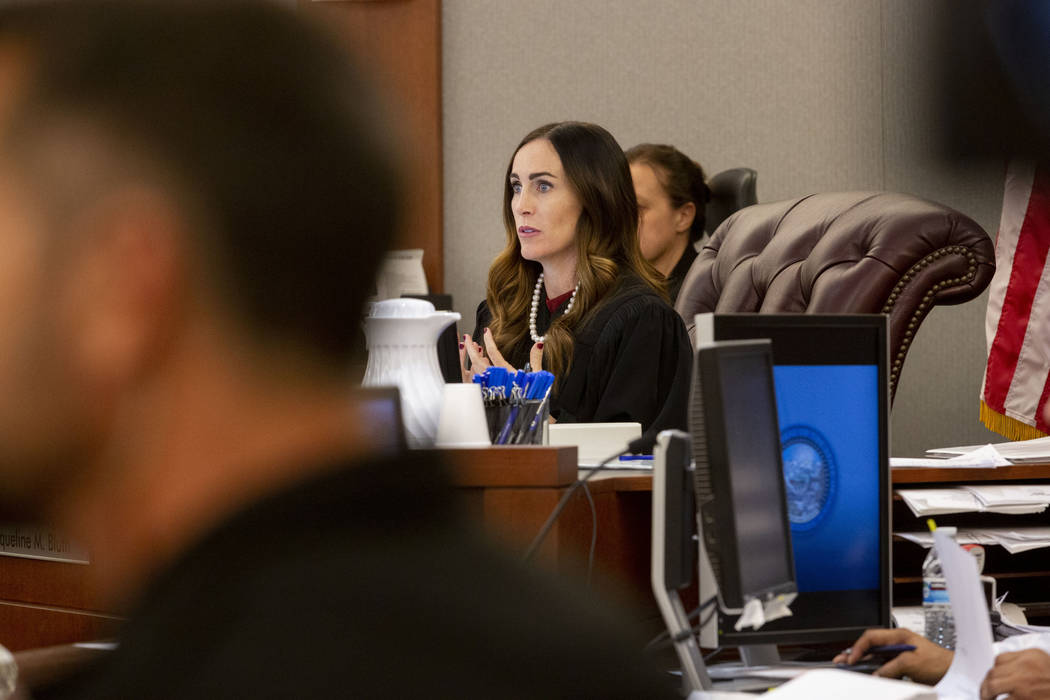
[883,246,979,395]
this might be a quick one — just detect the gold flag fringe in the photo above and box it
[980,401,1048,441]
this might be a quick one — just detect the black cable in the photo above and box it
[581,480,597,586]
[697,604,717,632]
[644,595,718,651]
[703,647,724,664]
[521,433,657,564]
[521,443,637,563]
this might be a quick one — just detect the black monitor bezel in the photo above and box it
[693,340,798,610]
[697,313,891,646]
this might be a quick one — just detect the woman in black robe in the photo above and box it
[459,122,691,438]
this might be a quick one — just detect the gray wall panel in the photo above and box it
[442,0,1005,454]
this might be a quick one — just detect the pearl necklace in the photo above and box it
[530,272,579,344]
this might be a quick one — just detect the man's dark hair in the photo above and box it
[0,0,401,366]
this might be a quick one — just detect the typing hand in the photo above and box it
[832,628,952,685]
[980,649,1050,700]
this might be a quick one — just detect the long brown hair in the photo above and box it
[486,122,665,383]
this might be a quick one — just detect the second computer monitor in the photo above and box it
[692,340,796,611]
[696,313,891,646]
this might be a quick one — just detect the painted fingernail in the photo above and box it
[537,342,544,349]
[484,327,491,334]
[459,343,464,349]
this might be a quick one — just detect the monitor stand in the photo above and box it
[740,643,780,666]
[707,643,792,690]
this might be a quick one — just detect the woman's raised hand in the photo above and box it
[459,328,544,383]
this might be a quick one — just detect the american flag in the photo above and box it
[982,160,1050,439]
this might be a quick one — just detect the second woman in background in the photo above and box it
[460,122,691,438]
[625,144,710,304]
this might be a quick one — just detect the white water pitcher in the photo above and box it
[362,298,459,447]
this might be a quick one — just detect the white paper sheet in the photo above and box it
[892,458,969,468]
[897,527,1050,554]
[928,435,1050,463]
[896,488,1048,516]
[763,669,937,699]
[896,445,1011,469]
[962,484,1050,506]
[933,529,995,700]
[897,489,981,516]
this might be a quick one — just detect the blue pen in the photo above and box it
[488,367,508,400]
[618,455,654,461]
[495,404,520,445]
[517,386,552,444]
[521,372,535,401]
[527,371,554,400]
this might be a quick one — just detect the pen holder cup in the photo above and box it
[486,399,549,445]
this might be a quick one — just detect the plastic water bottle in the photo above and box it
[922,526,957,649]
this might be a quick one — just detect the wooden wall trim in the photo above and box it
[301,0,444,293]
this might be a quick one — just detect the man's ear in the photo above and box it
[674,201,696,236]
[60,188,185,389]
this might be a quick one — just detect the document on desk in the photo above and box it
[962,484,1050,507]
[897,527,1050,554]
[760,668,936,699]
[893,444,1011,469]
[928,435,1050,463]
[933,528,994,700]
[896,488,1048,516]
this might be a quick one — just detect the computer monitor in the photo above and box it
[652,339,795,692]
[696,313,890,648]
[691,340,797,610]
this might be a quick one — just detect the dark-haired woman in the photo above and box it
[625,144,709,304]
[459,122,691,438]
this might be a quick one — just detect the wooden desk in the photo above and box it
[444,449,1050,625]
[0,447,654,652]
[442,446,663,615]
[0,557,116,652]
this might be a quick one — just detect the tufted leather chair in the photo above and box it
[705,168,758,235]
[675,191,995,401]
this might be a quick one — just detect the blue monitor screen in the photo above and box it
[774,365,879,593]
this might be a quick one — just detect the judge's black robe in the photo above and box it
[666,243,699,306]
[473,273,691,439]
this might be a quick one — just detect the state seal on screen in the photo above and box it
[780,424,837,532]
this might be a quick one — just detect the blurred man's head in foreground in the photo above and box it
[0,0,400,519]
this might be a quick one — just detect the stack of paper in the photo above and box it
[893,444,1012,469]
[927,435,1050,463]
[897,527,1050,554]
[996,618,1050,636]
[897,487,1050,516]
[962,484,1050,508]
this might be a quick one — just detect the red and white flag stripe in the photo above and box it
[982,160,1050,439]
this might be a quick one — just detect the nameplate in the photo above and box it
[0,525,90,564]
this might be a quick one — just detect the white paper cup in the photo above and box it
[435,383,491,448]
